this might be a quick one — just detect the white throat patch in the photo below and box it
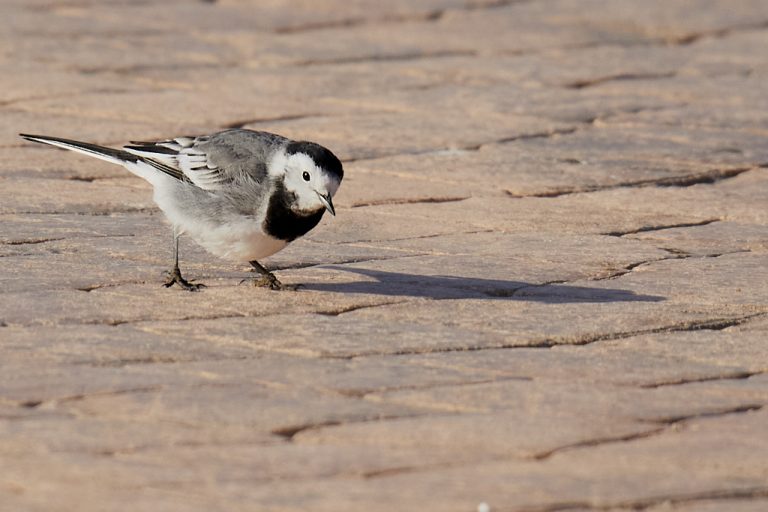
[278,151,330,213]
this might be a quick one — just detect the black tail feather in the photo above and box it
[19,133,137,164]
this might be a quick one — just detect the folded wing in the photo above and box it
[124,136,231,191]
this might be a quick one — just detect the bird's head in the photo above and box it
[276,141,343,215]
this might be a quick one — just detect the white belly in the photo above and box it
[152,180,289,263]
[185,218,288,262]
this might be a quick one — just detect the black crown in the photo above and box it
[286,141,343,180]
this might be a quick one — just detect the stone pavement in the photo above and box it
[1,1,768,510]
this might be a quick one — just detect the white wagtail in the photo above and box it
[20,129,344,291]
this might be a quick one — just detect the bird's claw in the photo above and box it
[254,274,281,290]
[249,273,300,291]
[163,268,205,292]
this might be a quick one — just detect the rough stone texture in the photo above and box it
[1,1,767,511]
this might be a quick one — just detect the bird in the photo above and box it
[20,129,344,291]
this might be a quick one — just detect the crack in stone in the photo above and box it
[271,420,344,440]
[222,113,325,130]
[359,405,765,483]
[336,374,532,399]
[271,411,443,441]
[24,1,157,12]
[78,318,132,326]
[80,356,185,368]
[70,353,255,368]
[0,237,65,246]
[274,13,440,35]
[61,312,247,328]
[77,284,108,292]
[75,61,238,77]
[509,250,728,293]
[587,255,684,281]
[338,313,767,358]
[507,167,755,198]
[646,404,764,426]
[603,219,720,237]
[295,50,477,67]
[75,280,151,293]
[18,400,43,409]
[269,253,425,271]
[530,428,668,461]
[315,300,411,316]
[533,404,765,462]
[343,127,580,164]
[273,0,528,35]
[59,175,139,183]
[17,386,163,409]
[483,279,567,299]
[87,437,282,458]
[469,127,579,151]
[656,167,757,187]
[670,20,768,45]
[659,247,692,256]
[350,229,497,245]
[588,259,661,281]
[639,371,763,389]
[350,196,470,208]
[11,208,158,216]
[517,487,768,511]
[589,249,752,281]
[564,71,678,89]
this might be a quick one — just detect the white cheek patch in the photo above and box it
[281,153,321,192]
[279,153,326,212]
[282,169,303,193]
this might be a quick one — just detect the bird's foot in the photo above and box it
[243,272,300,291]
[253,273,282,290]
[163,268,205,292]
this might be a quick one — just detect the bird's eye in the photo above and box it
[302,171,311,182]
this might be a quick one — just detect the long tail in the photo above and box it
[19,133,138,166]
[19,133,186,185]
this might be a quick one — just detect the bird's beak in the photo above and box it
[317,192,335,216]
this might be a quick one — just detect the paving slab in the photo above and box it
[1,1,767,511]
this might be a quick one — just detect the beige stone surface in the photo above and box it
[2,1,768,511]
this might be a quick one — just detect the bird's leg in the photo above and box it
[248,260,297,291]
[164,229,205,291]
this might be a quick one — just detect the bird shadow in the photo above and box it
[300,266,665,303]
